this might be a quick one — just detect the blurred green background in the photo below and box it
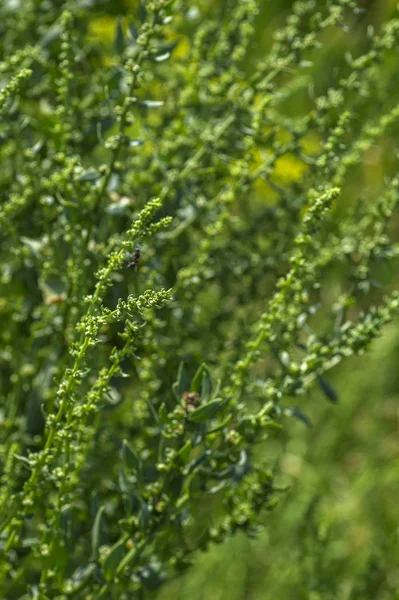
[86,1,399,598]
[156,330,399,600]
[161,2,397,597]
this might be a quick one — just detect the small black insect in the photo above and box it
[127,247,141,270]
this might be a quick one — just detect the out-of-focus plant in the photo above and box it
[0,0,399,598]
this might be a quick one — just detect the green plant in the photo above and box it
[0,0,399,598]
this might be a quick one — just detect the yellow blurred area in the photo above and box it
[87,16,115,46]
[274,154,308,184]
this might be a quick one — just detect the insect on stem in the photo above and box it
[127,247,141,271]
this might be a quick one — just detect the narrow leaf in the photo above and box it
[103,539,126,581]
[122,439,142,472]
[189,398,226,424]
[138,0,147,23]
[177,440,192,464]
[283,407,312,428]
[128,22,138,42]
[317,375,339,403]
[78,168,101,183]
[116,546,136,575]
[158,402,169,424]
[206,413,232,434]
[114,16,124,55]
[201,368,213,403]
[191,363,211,395]
[91,506,106,560]
[176,493,189,509]
[172,362,189,400]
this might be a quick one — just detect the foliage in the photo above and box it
[0,0,398,598]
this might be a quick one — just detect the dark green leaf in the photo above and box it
[138,0,147,23]
[128,22,138,42]
[283,407,312,428]
[115,546,136,575]
[138,503,151,530]
[103,539,126,581]
[69,563,96,593]
[206,413,232,434]
[317,375,339,403]
[60,505,71,540]
[78,169,101,183]
[191,363,212,399]
[91,506,106,560]
[114,17,124,55]
[118,467,129,495]
[177,440,192,464]
[172,362,189,400]
[122,439,142,472]
[158,402,169,424]
[189,398,227,423]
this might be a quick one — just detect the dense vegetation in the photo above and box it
[0,0,398,598]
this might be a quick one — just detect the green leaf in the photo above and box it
[177,440,192,464]
[213,377,222,398]
[138,503,151,530]
[189,398,227,424]
[60,505,71,540]
[201,368,213,402]
[147,398,161,426]
[116,546,136,575]
[176,493,190,509]
[158,402,170,424]
[172,362,189,400]
[138,0,147,23]
[114,16,124,55]
[128,22,138,42]
[191,363,204,393]
[283,407,312,428]
[206,413,233,434]
[78,168,101,183]
[103,539,126,581]
[118,467,129,495]
[317,375,339,403]
[191,363,212,399]
[264,419,282,430]
[68,563,96,593]
[91,506,106,560]
[190,363,213,402]
[122,439,142,472]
